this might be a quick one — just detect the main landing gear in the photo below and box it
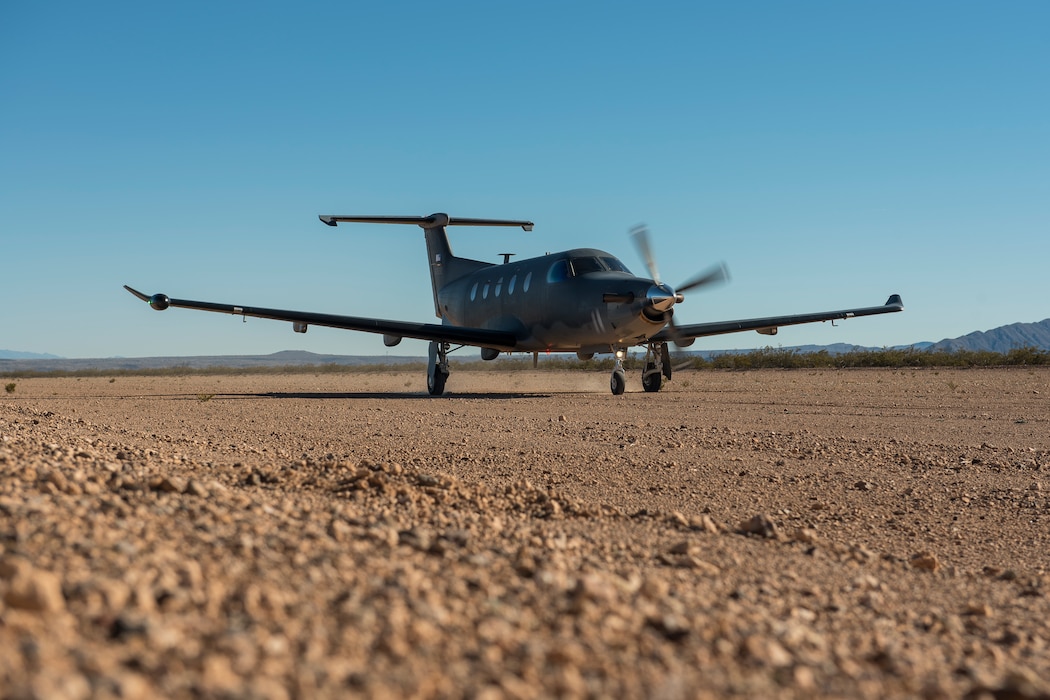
[427,341,450,396]
[642,341,672,393]
[609,343,672,395]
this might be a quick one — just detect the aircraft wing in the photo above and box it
[653,294,904,343]
[123,286,520,350]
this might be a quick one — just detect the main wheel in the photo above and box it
[610,370,626,395]
[427,368,448,396]
[642,364,662,392]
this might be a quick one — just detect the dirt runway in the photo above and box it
[2,367,1049,698]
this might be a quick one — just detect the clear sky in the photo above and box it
[2,1,1047,359]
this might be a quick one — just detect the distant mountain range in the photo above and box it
[0,350,423,372]
[0,350,62,360]
[926,318,1050,353]
[3,318,1049,371]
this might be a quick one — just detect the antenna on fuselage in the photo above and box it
[499,253,515,264]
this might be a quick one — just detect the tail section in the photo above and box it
[320,213,533,318]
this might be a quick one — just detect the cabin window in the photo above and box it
[508,274,517,295]
[482,282,490,299]
[495,277,503,297]
[547,260,571,283]
[523,272,532,292]
[470,282,478,301]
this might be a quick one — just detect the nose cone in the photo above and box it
[646,283,676,313]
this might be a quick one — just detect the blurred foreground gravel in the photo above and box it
[1,368,1049,698]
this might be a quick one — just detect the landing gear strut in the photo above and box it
[641,342,672,393]
[427,341,450,396]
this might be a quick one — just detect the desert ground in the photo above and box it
[1,366,1049,699]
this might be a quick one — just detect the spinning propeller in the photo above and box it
[629,224,730,343]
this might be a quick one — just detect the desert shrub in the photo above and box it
[3,346,1047,379]
[4,383,14,393]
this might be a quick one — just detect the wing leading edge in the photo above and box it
[653,294,904,343]
[122,286,519,351]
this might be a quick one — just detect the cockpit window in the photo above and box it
[547,259,571,283]
[569,256,604,275]
[600,256,632,274]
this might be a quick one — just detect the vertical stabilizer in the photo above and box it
[319,213,533,318]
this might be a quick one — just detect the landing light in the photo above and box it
[615,349,626,359]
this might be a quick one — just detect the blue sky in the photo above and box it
[2,1,1047,358]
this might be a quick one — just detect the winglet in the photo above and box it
[124,285,150,302]
[885,294,903,309]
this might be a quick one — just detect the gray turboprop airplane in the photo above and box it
[125,212,903,395]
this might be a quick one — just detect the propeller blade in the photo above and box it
[676,262,730,294]
[629,224,660,284]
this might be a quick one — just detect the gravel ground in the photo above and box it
[1,367,1048,699]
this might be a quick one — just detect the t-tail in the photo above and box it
[319,213,533,318]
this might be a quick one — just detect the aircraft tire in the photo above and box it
[610,370,626,396]
[427,368,448,396]
[642,366,662,393]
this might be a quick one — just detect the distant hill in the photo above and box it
[0,349,62,360]
[0,350,423,373]
[928,318,1050,353]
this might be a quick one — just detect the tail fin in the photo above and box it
[319,213,533,318]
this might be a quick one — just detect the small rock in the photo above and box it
[185,479,209,497]
[151,476,186,494]
[4,566,65,613]
[692,514,721,534]
[738,514,778,538]
[792,528,819,545]
[910,551,941,572]
[327,518,353,542]
[647,613,690,641]
[573,573,617,605]
[964,602,993,617]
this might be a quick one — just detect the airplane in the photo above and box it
[125,212,903,395]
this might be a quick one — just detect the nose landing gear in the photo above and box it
[610,357,626,395]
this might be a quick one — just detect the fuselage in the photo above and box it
[436,248,667,353]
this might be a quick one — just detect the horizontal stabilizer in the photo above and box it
[319,213,533,231]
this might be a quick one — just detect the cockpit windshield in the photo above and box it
[599,256,632,274]
[568,256,633,276]
[569,256,604,275]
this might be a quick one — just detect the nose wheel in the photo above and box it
[610,367,626,395]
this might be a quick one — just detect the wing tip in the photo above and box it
[124,285,150,302]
